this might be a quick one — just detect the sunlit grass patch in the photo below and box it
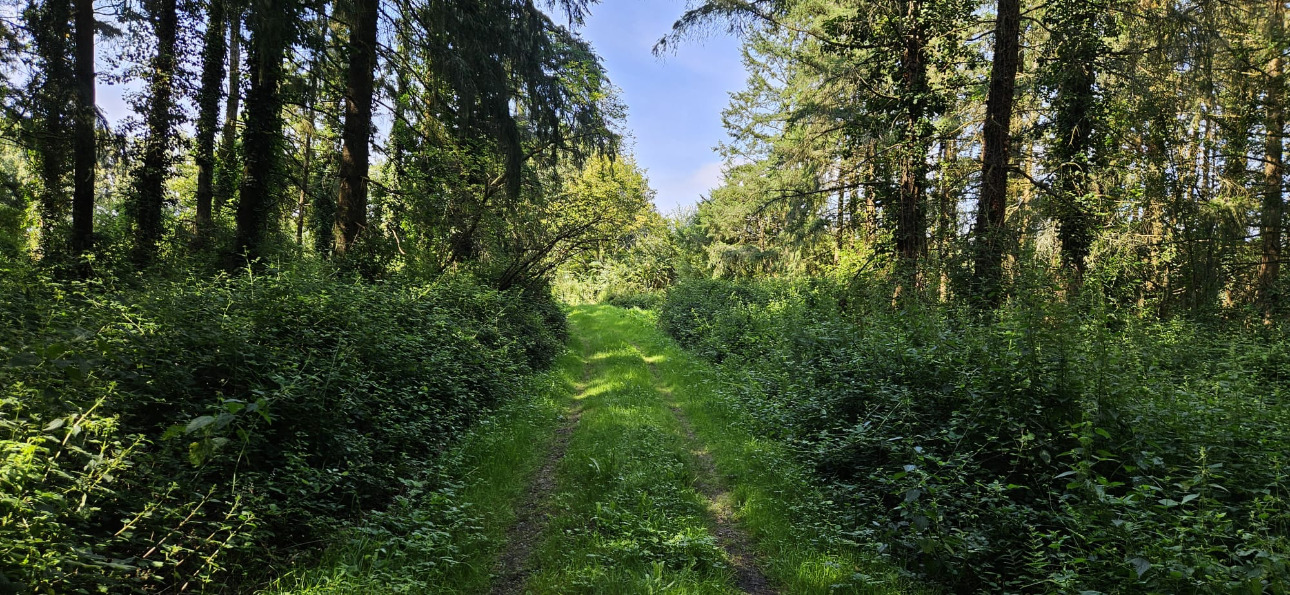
[523,307,736,593]
[601,305,931,595]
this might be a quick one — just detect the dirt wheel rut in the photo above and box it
[635,344,778,595]
[489,363,588,595]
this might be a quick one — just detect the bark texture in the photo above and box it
[334,0,380,255]
[972,0,1022,306]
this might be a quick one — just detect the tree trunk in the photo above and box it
[971,0,1022,308]
[297,124,313,246]
[216,5,243,213]
[1048,0,1099,290]
[836,166,846,257]
[71,0,95,256]
[1258,0,1285,315]
[896,0,929,268]
[938,139,957,255]
[30,1,73,258]
[194,0,229,238]
[334,0,380,255]
[234,1,298,264]
[133,0,179,264]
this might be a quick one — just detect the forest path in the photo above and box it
[262,306,916,594]
[495,306,778,594]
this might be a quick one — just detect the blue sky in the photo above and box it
[578,1,745,213]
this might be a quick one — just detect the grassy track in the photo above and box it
[267,305,925,594]
[516,306,923,594]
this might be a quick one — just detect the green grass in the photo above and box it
[259,348,581,594]
[583,306,929,595]
[522,307,736,593]
[266,305,927,594]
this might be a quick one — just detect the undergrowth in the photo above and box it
[659,278,1290,594]
[261,347,579,594]
[0,260,566,592]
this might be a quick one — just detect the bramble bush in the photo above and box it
[659,278,1290,594]
[0,261,565,592]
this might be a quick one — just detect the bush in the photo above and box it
[659,279,1290,593]
[603,288,662,311]
[0,262,566,592]
[657,279,771,361]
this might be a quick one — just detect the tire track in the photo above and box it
[489,361,589,595]
[633,343,778,595]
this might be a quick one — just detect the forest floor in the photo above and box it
[267,305,923,594]
[483,306,921,594]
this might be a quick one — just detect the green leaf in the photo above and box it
[43,418,66,432]
[1129,557,1152,578]
[161,424,185,440]
[186,415,217,434]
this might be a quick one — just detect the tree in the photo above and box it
[26,0,74,258]
[971,0,1022,307]
[233,0,301,263]
[1258,0,1285,314]
[72,0,95,256]
[194,0,230,238]
[334,0,379,255]
[132,0,180,263]
[1043,0,1107,289]
[215,4,242,212]
[493,155,654,290]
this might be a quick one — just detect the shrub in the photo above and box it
[657,279,771,361]
[0,261,566,592]
[603,288,662,311]
[659,279,1290,593]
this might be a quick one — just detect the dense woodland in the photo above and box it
[0,0,1288,592]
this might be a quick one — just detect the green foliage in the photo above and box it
[264,349,579,594]
[553,196,676,306]
[0,260,566,592]
[657,279,771,361]
[604,289,662,311]
[660,279,1290,593]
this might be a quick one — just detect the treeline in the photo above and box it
[0,0,652,284]
[657,0,1290,319]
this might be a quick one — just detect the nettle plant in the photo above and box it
[659,278,1290,593]
[1,263,568,592]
